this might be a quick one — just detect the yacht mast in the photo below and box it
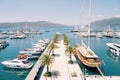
[80,0,85,44]
[88,0,92,48]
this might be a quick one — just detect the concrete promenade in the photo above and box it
[39,40,83,80]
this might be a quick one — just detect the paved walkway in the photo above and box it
[39,40,83,80]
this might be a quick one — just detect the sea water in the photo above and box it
[0,26,120,80]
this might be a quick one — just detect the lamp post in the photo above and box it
[84,68,86,80]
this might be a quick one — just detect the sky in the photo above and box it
[0,0,120,25]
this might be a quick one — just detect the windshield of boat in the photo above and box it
[22,60,30,64]
[12,61,20,63]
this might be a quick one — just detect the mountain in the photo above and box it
[90,17,120,31]
[0,21,70,28]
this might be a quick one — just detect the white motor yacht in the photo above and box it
[18,53,39,60]
[106,43,120,56]
[25,48,42,52]
[38,40,45,44]
[0,34,8,39]
[19,50,41,55]
[0,40,9,49]
[43,39,50,44]
[38,39,50,44]
[25,54,39,59]
[32,45,45,50]
[10,34,26,39]
[25,48,39,51]
[1,58,33,69]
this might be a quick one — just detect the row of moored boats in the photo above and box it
[1,39,50,69]
[0,30,48,39]
[0,33,27,39]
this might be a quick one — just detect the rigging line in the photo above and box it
[88,0,92,48]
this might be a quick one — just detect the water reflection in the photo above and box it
[106,50,120,62]
[2,67,30,78]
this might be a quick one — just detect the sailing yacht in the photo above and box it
[75,43,102,67]
[75,0,103,68]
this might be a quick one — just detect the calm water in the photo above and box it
[0,26,120,80]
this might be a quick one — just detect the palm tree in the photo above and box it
[65,46,74,64]
[53,34,59,43]
[62,34,67,43]
[65,39,70,46]
[49,42,57,56]
[62,34,70,46]
[40,54,53,76]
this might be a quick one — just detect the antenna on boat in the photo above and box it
[88,0,92,48]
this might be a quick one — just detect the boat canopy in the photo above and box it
[78,46,98,58]
[17,53,27,59]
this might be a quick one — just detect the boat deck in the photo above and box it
[75,47,102,67]
[78,44,98,58]
[75,44,103,76]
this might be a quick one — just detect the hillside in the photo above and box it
[0,21,69,28]
[90,17,120,31]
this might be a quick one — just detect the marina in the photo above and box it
[1,27,120,80]
[0,0,120,80]
[72,31,120,38]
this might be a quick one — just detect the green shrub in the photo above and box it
[68,60,73,64]
[71,71,77,77]
[51,53,55,56]
[43,72,51,77]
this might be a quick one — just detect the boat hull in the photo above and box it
[75,45,102,68]
[1,62,33,69]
